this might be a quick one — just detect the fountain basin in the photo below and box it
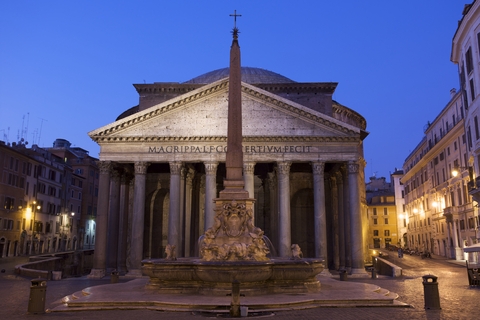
[142,258,324,295]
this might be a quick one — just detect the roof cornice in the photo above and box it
[91,135,360,144]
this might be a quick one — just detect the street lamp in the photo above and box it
[451,166,466,177]
[31,201,41,254]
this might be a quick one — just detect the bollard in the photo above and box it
[339,269,347,281]
[230,280,241,317]
[111,270,119,284]
[28,278,47,314]
[422,274,441,310]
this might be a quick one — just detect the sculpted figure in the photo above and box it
[291,244,303,260]
[165,244,177,261]
[200,200,270,261]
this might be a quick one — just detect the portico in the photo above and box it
[88,66,368,278]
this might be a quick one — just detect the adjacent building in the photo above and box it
[401,89,473,259]
[46,139,99,250]
[0,139,96,257]
[451,0,480,247]
[366,175,399,249]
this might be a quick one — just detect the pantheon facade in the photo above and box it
[88,67,369,277]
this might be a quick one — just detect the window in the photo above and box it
[470,78,476,101]
[373,208,377,215]
[373,230,379,236]
[468,217,475,229]
[384,230,390,236]
[373,218,378,225]
[384,218,388,225]
[466,47,474,73]
[4,196,15,210]
[383,208,388,215]
[475,116,480,140]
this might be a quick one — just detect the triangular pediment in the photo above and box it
[89,78,360,143]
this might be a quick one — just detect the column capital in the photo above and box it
[347,161,360,174]
[111,169,121,182]
[134,162,150,175]
[97,161,112,175]
[169,161,183,175]
[330,174,338,188]
[120,173,134,185]
[335,170,344,185]
[311,162,325,175]
[277,161,292,175]
[186,168,195,186]
[204,161,218,175]
[243,161,256,174]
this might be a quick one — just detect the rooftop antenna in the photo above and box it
[38,117,47,146]
[24,113,30,144]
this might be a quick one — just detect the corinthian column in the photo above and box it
[204,161,218,230]
[348,161,365,273]
[127,161,149,277]
[117,171,132,274]
[244,161,256,217]
[168,161,183,251]
[184,168,195,257]
[107,169,121,272]
[278,161,292,257]
[336,169,346,270]
[312,162,326,260]
[88,161,112,278]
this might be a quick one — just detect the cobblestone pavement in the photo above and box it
[1,254,479,319]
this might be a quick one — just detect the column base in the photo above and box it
[350,267,368,275]
[125,269,144,277]
[87,268,105,279]
[117,266,128,275]
[320,269,333,277]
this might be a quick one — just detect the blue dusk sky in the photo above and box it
[0,1,470,181]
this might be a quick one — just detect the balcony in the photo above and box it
[469,177,480,203]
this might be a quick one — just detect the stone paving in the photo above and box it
[1,254,479,319]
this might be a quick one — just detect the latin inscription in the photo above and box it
[148,145,313,154]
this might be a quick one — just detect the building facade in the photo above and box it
[366,175,399,249]
[401,90,475,259]
[88,59,370,277]
[391,169,407,247]
[0,140,84,257]
[451,0,480,247]
[46,138,99,250]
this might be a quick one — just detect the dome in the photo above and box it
[183,67,295,84]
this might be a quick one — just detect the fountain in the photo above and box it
[141,14,324,297]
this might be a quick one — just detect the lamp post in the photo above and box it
[31,201,41,254]
[61,212,75,251]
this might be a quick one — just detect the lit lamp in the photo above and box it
[413,208,418,214]
[32,201,41,237]
[452,166,469,178]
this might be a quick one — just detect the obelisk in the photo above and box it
[219,12,249,200]
[199,12,268,262]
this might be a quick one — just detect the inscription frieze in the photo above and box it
[148,145,313,154]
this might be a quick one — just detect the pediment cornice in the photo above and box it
[240,83,358,135]
[91,135,359,143]
[89,78,360,141]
